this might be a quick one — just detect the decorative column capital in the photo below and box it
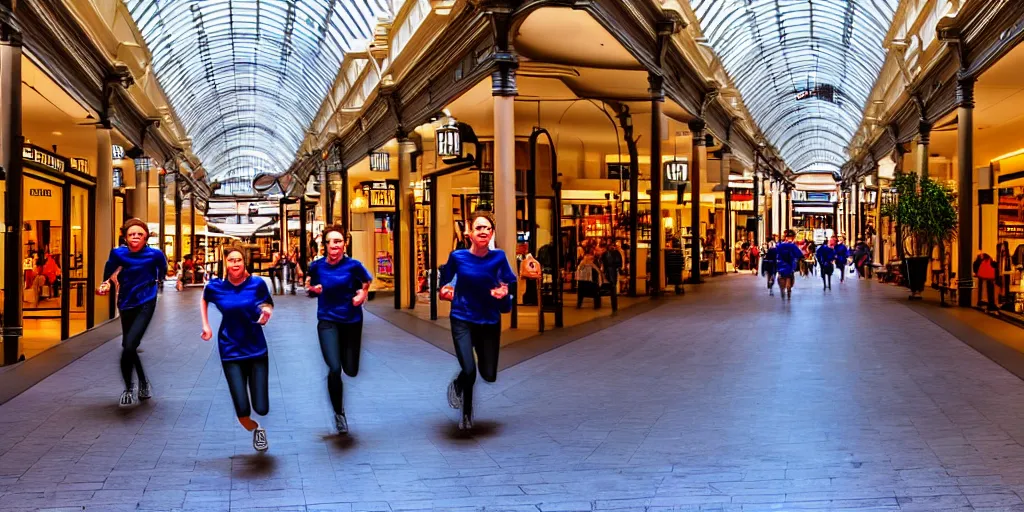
[918,120,932,146]
[491,57,518,97]
[648,73,664,101]
[688,119,706,141]
[956,76,976,109]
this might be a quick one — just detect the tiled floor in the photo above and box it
[3,274,1024,511]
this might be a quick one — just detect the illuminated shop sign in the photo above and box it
[113,167,124,188]
[22,145,66,173]
[436,123,461,158]
[369,151,390,172]
[663,160,688,190]
[112,145,125,160]
[70,158,89,173]
[363,181,396,208]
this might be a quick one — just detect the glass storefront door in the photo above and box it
[67,183,90,338]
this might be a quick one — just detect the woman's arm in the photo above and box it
[200,298,213,340]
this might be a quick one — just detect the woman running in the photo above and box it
[200,245,275,452]
[815,239,837,291]
[440,211,517,430]
[305,225,372,435]
[97,218,167,407]
[775,230,804,300]
[762,240,778,296]
[834,236,849,283]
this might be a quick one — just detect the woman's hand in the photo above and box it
[491,283,509,300]
[201,325,213,341]
[96,281,111,296]
[307,283,323,296]
[439,285,455,301]
[257,305,273,325]
[352,289,368,307]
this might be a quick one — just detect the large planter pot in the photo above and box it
[904,256,930,294]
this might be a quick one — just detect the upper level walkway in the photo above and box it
[2,274,1024,511]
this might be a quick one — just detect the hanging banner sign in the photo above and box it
[112,145,125,160]
[436,124,461,158]
[662,160,688,190]
[366,181,396,208]
[369,152,390,172]
[22,145,66,173]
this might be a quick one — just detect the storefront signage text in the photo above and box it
[112,145,125,160]
[22,146,66,173]
[70,158,89,173]
[369,151,390,172]
[366,181,396,208]
[436,125,461,158]
[29,188,52,197]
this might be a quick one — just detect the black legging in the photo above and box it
[119,300,155,390]
[450,318,500,418]
[820,264,833,288]
[222,355,269,418]
[317,320,363,415]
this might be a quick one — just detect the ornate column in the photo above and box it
[917,121,932,179]
[397,136,417,310]
[649,74,664,295]
[720,147,732,268]
[95,127,114,322]
[688,119,705,283]
[1,20,22,365]
[487,2,518,282]
[957,76,976,307]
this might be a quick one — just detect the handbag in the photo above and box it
[978,260,996,280]
[519,253,542,280]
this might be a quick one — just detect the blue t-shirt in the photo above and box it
[440,249,517,325]
[308,256,373,323]
[776,241,804,276]
[834,243,849,261]
[816,245,836,266]
[203,276,274,361]
[103,246,167,310]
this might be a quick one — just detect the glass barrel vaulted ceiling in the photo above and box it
[125,0,392,193]
[690,0,898,174]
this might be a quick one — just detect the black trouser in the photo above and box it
[837,262,846,281]
[577,281,601,309]
[604,269,619,310]
[222,355,270,418]
[269,268,284,294]
[820,264,833,288]
[119,300,155,390]
[317,320,363,415]
[981,279,998,311]
[450,318,500,418]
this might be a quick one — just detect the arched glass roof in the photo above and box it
[690,0,897,173]
[125,0,391,190]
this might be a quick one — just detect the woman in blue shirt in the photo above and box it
[775,229,804,300]
[201,245,275,452]
[815,240,837,291]
[97,218,167,408]
[305,225,372,435]
[762,240,778,296]
[833,236,850,283]
[439,211,517,430]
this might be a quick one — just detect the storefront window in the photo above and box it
[22,175,63,359]
[68,185,89,338]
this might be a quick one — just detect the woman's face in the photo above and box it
[225,250,246,279]
[325,231,346,259]
[125,225,148,251]
[467,216,494,248]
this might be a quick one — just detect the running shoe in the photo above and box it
[138,381,152,400]
[447,373,462,410]
[253,427,269,452]
[119,389,135,408]
[459,413,473,431]
[334,413,348,434]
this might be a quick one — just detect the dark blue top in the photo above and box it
[308,256,373,323]
[203,276,274,362]
[834,243,849,260]
[815,245,837,265]
[103,246,167,310]
[440,249,517,325]
[776,242,804,276]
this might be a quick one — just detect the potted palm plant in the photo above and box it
[880,172,958,300]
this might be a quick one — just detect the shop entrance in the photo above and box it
[21,150,95,358]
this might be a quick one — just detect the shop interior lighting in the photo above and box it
[992,148,1024,162]
[369,151,390,172]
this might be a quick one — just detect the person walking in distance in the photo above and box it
[97,219,167,407]
[200,245,275,452]
[762,240,778,296]
[269,247,285,295]
[305,226,372,434]
[816,238,837,291]
[775,230,804,300]
[439,211,517,430]
[834,236,850,283]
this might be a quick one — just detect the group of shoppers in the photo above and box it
[759,231,852,298]
[99,210,516,452]
[573,240,624,310]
